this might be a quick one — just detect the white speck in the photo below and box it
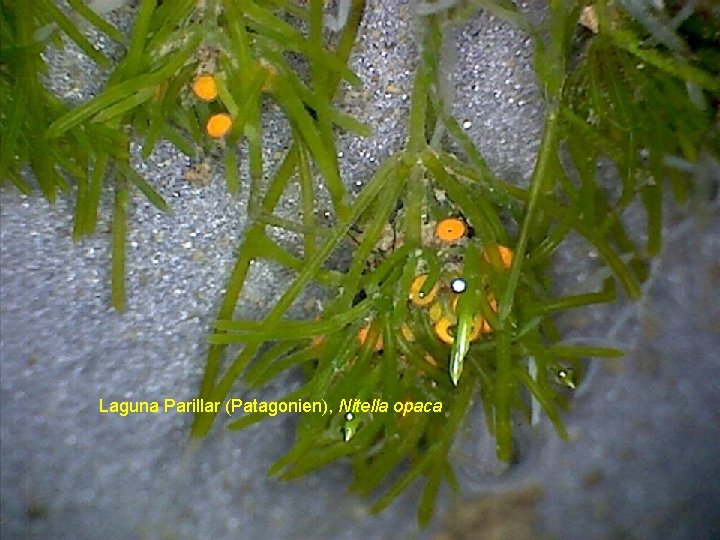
[450,278,467,293]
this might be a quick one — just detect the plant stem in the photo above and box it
[495,101,562,460]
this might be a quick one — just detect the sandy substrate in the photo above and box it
[1,2,719,539]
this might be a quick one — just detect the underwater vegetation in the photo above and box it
[1,0,718,527]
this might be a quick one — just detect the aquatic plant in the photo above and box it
[190,0,718,525]
[1,0,718,527]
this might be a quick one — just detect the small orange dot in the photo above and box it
[192,75,218,101]
[436,218,466,243]
[409,275,439,307]
[482,244,513,269]
[206,113,232,138]
[358,325,383,351]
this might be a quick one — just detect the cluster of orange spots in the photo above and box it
[354,321,418,353]
[409,275,439,307]
[435,218,466,243]
[433,293,498,345]
[401,224,513,352]
[482,244,513,269]
[357,323,416,351]
[191,74,233,138]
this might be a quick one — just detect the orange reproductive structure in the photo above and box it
[206,113,232,138]
[435,218,466,243]
[192,74,218,101]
